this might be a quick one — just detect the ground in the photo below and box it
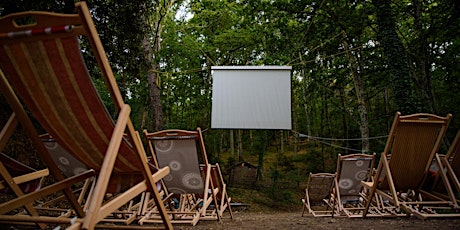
[177,211,460,230]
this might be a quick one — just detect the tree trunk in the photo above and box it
[256,130,266,181]
[143,0,176,131]
[412,0,437,114]
[323,94,332,138]
[302,70,312,139]
[219,130,224,160]
[237,130,243,162]
[341,31,370,152]
[339,87,349,154]
[280,130,284,154]
[320,91,326,171]
[292,97,298,156]
[144,37,164,131]
[373,0,419,115]
[230,130,235,158]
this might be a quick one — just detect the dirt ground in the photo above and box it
[2,209,460,229]
[177,211,460,230]
[1,193,459,229]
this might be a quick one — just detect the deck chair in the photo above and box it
[362,112,453,219]
[426,130,460,217]
[208,163,233,219]
[140,128,224,226]
[331,153,381,217]
[301,173,336,217]
[440,130,460,198]
[41,135,146,225]
[0,2,172,229]
[0,152,49,194]
[0,153,50,230]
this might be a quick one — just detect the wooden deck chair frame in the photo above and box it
[39,136,145,225]
[331,153,381,218]
[425,130,460,218]
[439,130,460,201]
[0,2,172,229]
[362,112,452,219]
[140,128,222,226]
[208,163,233,219]
[0,152,49,195]
[301,173,336,217]
[359,156,410,218]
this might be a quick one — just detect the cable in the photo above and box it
[292,130,388,141]
[312,138,372,153]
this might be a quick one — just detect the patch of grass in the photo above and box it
[217,142,339,213]
[228,187,301,213]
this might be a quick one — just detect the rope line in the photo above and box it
[292,130,388,141]
[291,130,388,153]
[312,138,371,153]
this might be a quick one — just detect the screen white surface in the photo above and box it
[211,66,292,130]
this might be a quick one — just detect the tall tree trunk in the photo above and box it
[255,130,266,181]
[280,130,284,154]
[339,87,349,154]
[320,90,326,171]
[144,37,164,131]
[341,31,370,152]
[301,70,312,139]
[237,130,243,162]
[324,93,333,138]
[384,86,392,130]
[219,130,224,160]
[373,0,419,115]
[412,0,437,114]
[292,96,298,156]
[230,130,235,158]
[144,0,176,131]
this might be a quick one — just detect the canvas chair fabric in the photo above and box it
[301,173,336,217]
[0,2,172,229]
[332,153,377,217]
[41,135,88,179]
[154,136,204,194]
[141,128,226,226]
[40,136,150,225]
[362,112,453,219]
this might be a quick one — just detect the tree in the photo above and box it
[142,0,179,131]
[373,0,420,115]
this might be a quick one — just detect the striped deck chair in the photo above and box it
[331,153,383,218]
[362,112,453,219]
[140,128,223,226]
[207,163,233,219]
[0,152,49,195]
[301,173,336,217]
[0,152,50,230]
[0,2,172,229]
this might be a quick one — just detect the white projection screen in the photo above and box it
[211,66,292,130]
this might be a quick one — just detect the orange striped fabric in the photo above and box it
[0,36,140,175]
[0,152,42,194]
[208,165,224,198]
